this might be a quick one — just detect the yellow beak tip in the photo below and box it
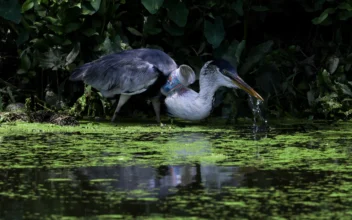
[257,96,264,101]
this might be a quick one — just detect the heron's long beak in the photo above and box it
[231,74,264,101]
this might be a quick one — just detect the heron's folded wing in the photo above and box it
[81,56,161,94]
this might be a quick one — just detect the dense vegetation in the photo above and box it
[1,0,352,121]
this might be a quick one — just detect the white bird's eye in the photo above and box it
[222,69,232,77]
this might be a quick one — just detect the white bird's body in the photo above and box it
[164,61,242,121]
[165,88,213,121]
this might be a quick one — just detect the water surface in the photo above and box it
[0,120,351,219]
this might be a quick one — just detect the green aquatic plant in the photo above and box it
[0,119,350,170]
[0,119,352,219]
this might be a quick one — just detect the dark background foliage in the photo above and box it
[1,0,352,121]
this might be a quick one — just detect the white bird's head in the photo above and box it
[201,59,264,101]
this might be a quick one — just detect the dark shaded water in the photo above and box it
[2,164,350,219]
[0,165,246,218]
[0,121,352,219]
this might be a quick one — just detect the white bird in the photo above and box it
[162,59,264,121]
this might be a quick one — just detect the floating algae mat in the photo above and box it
[0,119,352,219]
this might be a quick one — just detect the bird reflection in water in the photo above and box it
[46,132,258,198]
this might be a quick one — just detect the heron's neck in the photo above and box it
[198,73,220,104]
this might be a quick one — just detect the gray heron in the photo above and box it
[69,48,263,123]
[69,48,195,123]
[163,59,264,121]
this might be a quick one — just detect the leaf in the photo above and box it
[214,41,229,59]
[320,69,334,89]
[143,16,162,35]
[97,0,107,15]
[338,11,352,20]
[248,40,274,59]
[338,2,352,11]
[207,12,215,19]
[24,13,35,22]
[239,40,274,75]
[22,0,34,12]
[251,5,269,12]
[17,69,26,75]
[232,0,243,16]
[62,39,72,46]
[221,40,243,67]
[320,16,333,25]
[312,8,336,25]
[47,25,64,35]
[30,38,49,51]
[82,0,101,15]
[301,0,325,12]
[96,35,124,55]
[43,33,64,45]
[65,43,80,66]
[44,16,59,24]
[307,90,315,106]
[36,8,46,17]
[90,0,101,12]
[235,40,246,63]
[337,82,352,97]
[0,96,3,112]
[167,2,189,27]
[65,23,81,33]
[197,42,206,55]
[127,27,143,36]
[313,0,326,11]
[141,0,164,14]
[95,36,112,54]
[327,56,339,74]
[204,17,225,49]
[346,53,352,64]
[163,22,184,36]
[312,13,328,24]
[19,53,31,71]
[0,0,21,23]
[38,48,66,70]
[82,28,99,37]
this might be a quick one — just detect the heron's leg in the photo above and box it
[151,97,163,126]
[111,94,131,122]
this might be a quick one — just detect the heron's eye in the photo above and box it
[223,69,232,77]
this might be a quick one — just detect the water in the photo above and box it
[0,165,252,218]
[248,95,268,136]
[0,121,352,219]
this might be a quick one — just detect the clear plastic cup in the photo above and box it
[161,65,195,96]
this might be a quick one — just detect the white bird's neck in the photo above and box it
[164,61,232,121]
[198,75,219,103]
[194,65,223,112]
